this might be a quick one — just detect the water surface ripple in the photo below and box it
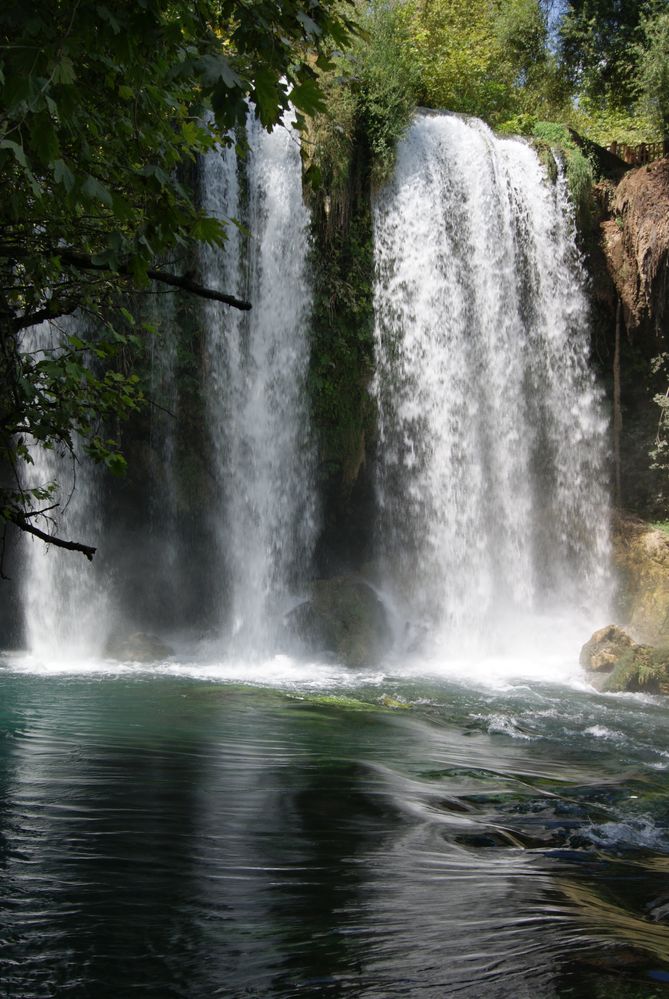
[0,666,668,997]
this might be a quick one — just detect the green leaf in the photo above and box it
[50,158,71,192]
[53,55,76,85]
[119,307,136,326]
[297,12,321,37]
[289,80,326,118]
[253,68,281,124]
[29,115,60,163]
[129,255,148,285]
[304,163,322,188]
[97,4,121,33]
[81,174,113,207]
[0,139,28,170]
[191,214,226,243]
[197,54,244,90]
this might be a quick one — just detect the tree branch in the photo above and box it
[7,512,96,560]
[0,245,252,311]
[13,301,78,332]
[61,250,252,309]
[145,267,251,309]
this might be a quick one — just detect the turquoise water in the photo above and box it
[0,659,668,997]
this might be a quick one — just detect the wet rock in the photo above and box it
[286,576,389,667]
[579,624,636,672]
[612,514,669,644]
[106,631,173,663]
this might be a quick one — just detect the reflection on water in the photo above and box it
[0,665,668,997]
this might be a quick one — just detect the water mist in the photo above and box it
[373,113,611,658]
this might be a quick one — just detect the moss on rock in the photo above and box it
[287,575,390,667]
[604,643,669,694]
[579,624,636,671]
[613,513,669,644]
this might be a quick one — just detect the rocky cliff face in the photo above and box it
[594,156,669,519]
[601,158,669,343]
[612,513,669,644]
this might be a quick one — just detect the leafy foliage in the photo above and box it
[0,0,358,549]
[397,0,563,127]
[635,8,669,136]
[606,644,669,693]
[558,0,654,108]
[305,0,419,191]
[530,121,595,227]
[558,0,669,142]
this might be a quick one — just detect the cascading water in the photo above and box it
[136,284,181,627]
[373,113,611,658]
[199,114,316,655]
[21,321,109,660]
[147,287,178,550]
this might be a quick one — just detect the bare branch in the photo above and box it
[1,245,253,311]
[145,267,251,309]
[7,512,96,560]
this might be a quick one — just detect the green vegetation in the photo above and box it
[635,8,669,137]
[304,2,419,538]
[605,644,669,693]
[531,121,595,230]
[397,0,564,128]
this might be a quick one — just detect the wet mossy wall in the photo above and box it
[306,126,378,575]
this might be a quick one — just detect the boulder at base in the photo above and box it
[579,624,636,672]
[286,576,389,667]
[106,631,174,663]
[580,623,669,693]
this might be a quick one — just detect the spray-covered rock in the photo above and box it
[287,576,389,667]
[579,624,636,672]
[106,632,173,663]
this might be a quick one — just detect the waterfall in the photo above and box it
[373,113,611,655]
[21,321,109,660]
[138,284,180,627]
[199,114,316,655]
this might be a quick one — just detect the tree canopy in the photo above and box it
[0,0,357,557]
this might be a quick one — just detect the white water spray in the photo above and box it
[373,113,611,657]
[200,114,317,654]
[21,322,110,660]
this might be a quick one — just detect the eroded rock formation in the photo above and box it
[601,158,669,342]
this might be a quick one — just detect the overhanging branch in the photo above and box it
[146,267,251,309]
[61,251,252,310]
[7,512,96,560]
[13,301,79,332]
[0,245,252,312]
